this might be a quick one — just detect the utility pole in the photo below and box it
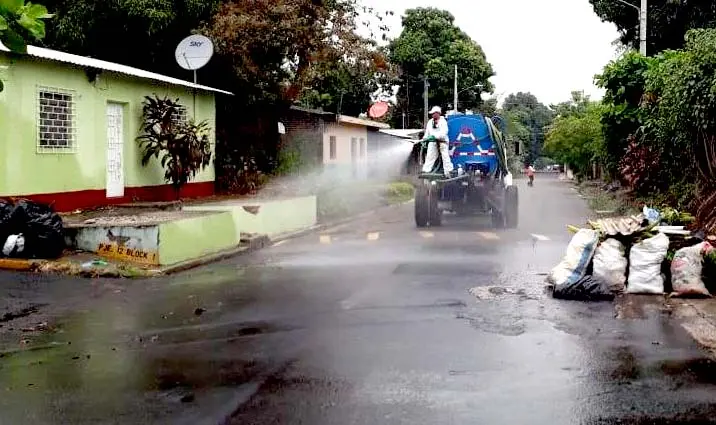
[423,77,429,127]
[615,0,647,55]
[639,0,647,55]
[454,65,458,114]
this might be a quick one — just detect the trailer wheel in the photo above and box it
[504,185,519,229]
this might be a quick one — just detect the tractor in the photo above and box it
[414,113,518,228]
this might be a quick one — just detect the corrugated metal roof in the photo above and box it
[0,42,233,95]
[338,115,390,129]
[379,129,422,139]
[289,105,334,115]
[590,214,649,236]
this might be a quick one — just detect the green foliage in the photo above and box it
[274,148,302,176]
[502,92,554,165]
[136,95,212,196]
[0,0,52,92]
[589,0,716,54]
[544,101,604,180]
[0,0,52,52]
[595,51,654,175]
[40,0,218,77]
[389,7,494,128]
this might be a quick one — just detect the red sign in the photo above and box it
[368,101,389,119]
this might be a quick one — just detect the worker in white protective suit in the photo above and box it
[421,106,454,177]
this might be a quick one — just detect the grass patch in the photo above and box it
[316,180,414,223]
[381,181,415,204]
[577,181,639,216]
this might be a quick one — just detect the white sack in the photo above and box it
[671,242,713,298]
[549,229,600,287]
[627,233,669,294]
[593,238,628,293]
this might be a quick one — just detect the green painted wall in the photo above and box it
[0,54,216,196]
[183,196,318,237]
[158,212,238,265]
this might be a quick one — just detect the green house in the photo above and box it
[0,43,232,212]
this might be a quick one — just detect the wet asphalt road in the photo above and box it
[4,175,716,424]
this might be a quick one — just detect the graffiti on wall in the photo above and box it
[75,226,160,265]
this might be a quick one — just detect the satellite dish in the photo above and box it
[175,34,214,71]
[368,101,389,119]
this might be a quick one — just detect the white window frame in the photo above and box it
[360,137,366,158]
[172,105,188,126]
[36,86,78,154]
[329,136,337,160]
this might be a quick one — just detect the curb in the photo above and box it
[0,200,414,277]
[158,235,270,275]
[0,259,41,271]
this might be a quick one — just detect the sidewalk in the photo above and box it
[571,178,716,356]
[0,197,414,278]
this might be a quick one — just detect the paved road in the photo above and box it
[3,175,716,424]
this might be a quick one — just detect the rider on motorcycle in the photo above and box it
[526,164,535,185]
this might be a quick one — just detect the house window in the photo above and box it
[37,87,77,153]
[172,105,188,126]
[351,137,358,159]
[329,136,337,160]
[360,138,365,158]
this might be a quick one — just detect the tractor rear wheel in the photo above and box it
[504,185,519,229]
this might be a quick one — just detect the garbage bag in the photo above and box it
[5,200,64,259]
[2,234,25,257]
[548,228,600,287]
[0,200,13,241]
[593,238,628,293]
[553,275,615,301]
[627,233,670,294]
[643,205,661,224]
[671,242,714,298]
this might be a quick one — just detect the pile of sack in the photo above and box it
[548,206,714,301]
[0,199,65,259]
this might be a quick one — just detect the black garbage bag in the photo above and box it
[552,275,615,302]
[5,200,65,259]
[0,200,13,242]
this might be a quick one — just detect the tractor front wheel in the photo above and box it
[415,183,440,227]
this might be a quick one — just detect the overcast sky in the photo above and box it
[359,0,622,106]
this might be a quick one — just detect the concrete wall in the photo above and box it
[0,54,216,198]
[68,211,239,266]
[184,196,317,238]
[71,225,160,265]
[323,122,368,180]
[158,212,237,265]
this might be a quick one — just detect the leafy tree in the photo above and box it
[544,101,604,181]
[296,42,396,117]
[39,0,219,78]
[594,51,654,176]
[502,92,554,165]
[0,0,52,92]
[137,95,212,198]
[589,0,716,54]
[551,91,591,118]
[389,7,494,128]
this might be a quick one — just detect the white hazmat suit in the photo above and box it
[421,110,454,177]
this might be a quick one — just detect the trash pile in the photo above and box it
[549,206,715,301]
[0,199,65,259]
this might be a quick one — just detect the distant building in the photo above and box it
[280,106,400,180]
[0,42,231,212]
